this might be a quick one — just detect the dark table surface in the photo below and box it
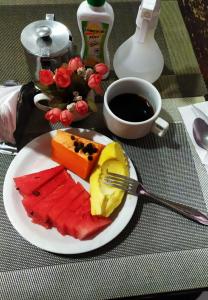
[179,0,208,97]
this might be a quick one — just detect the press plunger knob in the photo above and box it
[36,26,51,38]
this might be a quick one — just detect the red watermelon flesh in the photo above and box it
[32,216,53,229]
[78,214,112,240]
[22,169,71,216]
[48,182,85,226]
[31,180,75,226]
[14,165,64,196]
[64,189,90,214]
[55,190,111,239]
[15,165,112,240]
[56,190,90,235]
[62,212,111,240]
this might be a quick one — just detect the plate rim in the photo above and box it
[3,128,138,254]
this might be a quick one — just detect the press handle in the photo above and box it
[45,13,55,21]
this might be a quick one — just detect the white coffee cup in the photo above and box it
[103,77,169,139]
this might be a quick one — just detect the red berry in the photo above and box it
[60,110,73,126]
[45,108,62,124]
[75,100,88,115]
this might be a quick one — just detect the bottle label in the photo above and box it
[81,21,109,67]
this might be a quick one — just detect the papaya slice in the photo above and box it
[51,130,104,179]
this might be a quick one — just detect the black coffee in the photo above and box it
[108,93,154,122]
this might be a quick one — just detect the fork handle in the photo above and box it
[141,190,208,225]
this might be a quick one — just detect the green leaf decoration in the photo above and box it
[87,97,97,112]
[50,102,68,109]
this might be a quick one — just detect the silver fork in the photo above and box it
[103,171,208,225]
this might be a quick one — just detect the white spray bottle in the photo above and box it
[113,0,164,83]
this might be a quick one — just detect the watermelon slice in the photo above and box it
[60,212,111,240]
[14,165,112,240]
[31,179,75,226]
[77,214,111,240]
[32,216,53,229]
[22,169,71,216]
[63,189,90,214]
[14,165,65,196]
[55,189,111,239]
[56,190,90,235]
[48,183,85,227]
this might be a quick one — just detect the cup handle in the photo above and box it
[34,93,51,111]
[151,117,169,137]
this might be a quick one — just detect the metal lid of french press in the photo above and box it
[21,14,72,57]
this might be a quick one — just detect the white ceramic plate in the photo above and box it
[3,128,138,254]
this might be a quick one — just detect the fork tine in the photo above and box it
[106,171,133,182]
[105,172,135,185]
[104,176,131,186]
[102,171,137,194]
[103,176,129,188]
[105,172,136,186]
[103,177,131,189]
[103,180,129,191]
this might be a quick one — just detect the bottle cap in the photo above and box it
[87,0,105,7]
